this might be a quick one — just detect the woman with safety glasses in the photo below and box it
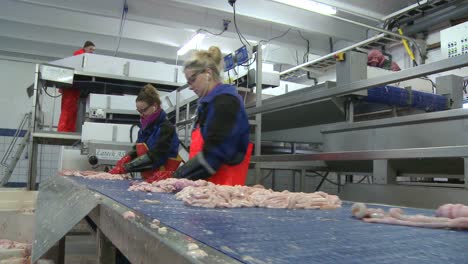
[109,84,181,183]
[173,46,253,186]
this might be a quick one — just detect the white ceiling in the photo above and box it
[0,0,422,66]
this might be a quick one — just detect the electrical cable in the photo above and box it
[259,28,292,45]
[114,0,128,56]
[356,175,370,184]
[38,73,62,98]
[297,30,310,63]
[197,28,226,36]
[130,123,140,143]
[41,82,62,98]
[420,77,437,94]
[305,171,344,186]
[232,3,251,47]
[240,52,257,67]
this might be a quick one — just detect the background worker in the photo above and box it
[367,49,401,72]
[173,46,253,185]
[57,41,96,132]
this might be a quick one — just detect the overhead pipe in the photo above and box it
[316,9,418,45]
[403,2,468,35]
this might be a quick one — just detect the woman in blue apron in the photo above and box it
[109,84,181,183]
[173,46,253,185]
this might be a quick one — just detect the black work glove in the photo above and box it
[173,153,215,181]
[123,154,152,172]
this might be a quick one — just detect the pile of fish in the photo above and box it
[0,239,31,264]
[351,203,468,229]
[129,178,342,210]
[59,169,129,180]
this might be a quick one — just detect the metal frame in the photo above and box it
[248,54,468,115]
[322,108,468,133]
[251,145,468,162]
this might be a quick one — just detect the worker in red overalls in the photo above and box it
[57,41,96,132]
[367,49,401,72]
[109,84,181,183]
[173,46,253,186]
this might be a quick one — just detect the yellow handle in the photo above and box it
[398,28,415,61]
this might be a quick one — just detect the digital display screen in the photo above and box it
[235,45,249,65]
[224,53,235,71]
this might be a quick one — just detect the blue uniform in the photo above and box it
[137,110,179,169]
[195,84,250,171]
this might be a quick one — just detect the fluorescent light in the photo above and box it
[177,33,205,56]
[272,0,336,15]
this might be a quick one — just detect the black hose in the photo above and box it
[130,123,140,143]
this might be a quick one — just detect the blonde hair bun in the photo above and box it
[207,46,222,66]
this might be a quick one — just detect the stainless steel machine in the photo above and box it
[26,54,188,188]
[249,51,468,207]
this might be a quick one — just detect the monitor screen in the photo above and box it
[224,53,235,72]
[235,46,249,66]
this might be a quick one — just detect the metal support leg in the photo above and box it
[337,174,342,193]
[300,169,305,192]
[97,228,116,264]
[373,160,397,184]
[291,170,296,192]
[254,46,263,184]
[57,237,65,264]
[464,158,468,189]
[27,65,40,190]
[271,169,276,191]
[347,101,354,123]
[27,140,38,190]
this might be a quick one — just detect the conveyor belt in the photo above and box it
[72,177,468,264]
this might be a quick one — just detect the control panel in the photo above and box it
[440,22,468,58]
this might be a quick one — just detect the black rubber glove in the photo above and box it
[123,154,152,172]
[173,153,215,181]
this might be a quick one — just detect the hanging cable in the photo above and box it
[259,28,292,45]
[130,123,140,143]
[198,28,226,36]
[198,20,230,36]
[232,3,251,47]
[297,30,310,63]
[114,0,128,56]
[38,73,62,98]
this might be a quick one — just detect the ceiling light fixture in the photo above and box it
[272,0,336,15]
[177,33,205,56]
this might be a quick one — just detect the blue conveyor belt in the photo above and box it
[71,178,468,264]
